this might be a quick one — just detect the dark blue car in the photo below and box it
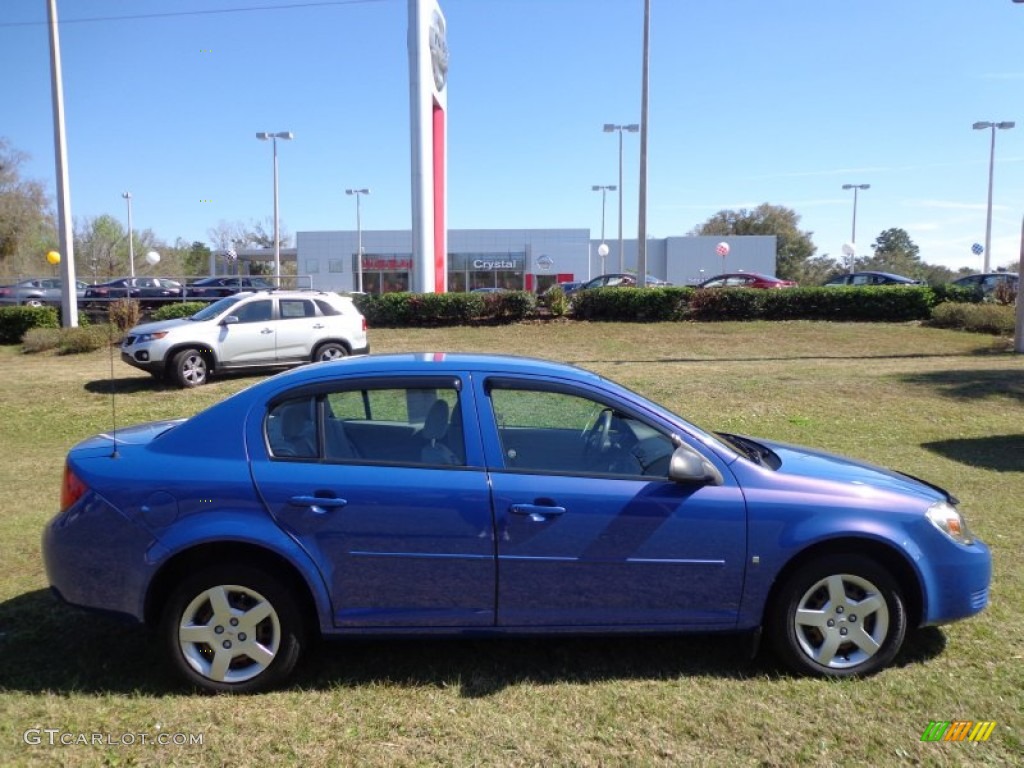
[43,354,990,693]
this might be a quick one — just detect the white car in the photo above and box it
[121,290,369,387]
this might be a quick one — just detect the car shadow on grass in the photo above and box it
[84,376,176,394]
[899,368,1024,403]
[0,590,947,697]
[921,434,1024,472]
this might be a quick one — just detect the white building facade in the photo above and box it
[289,229,778,293]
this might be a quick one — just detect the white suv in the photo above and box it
[121,291,370,387]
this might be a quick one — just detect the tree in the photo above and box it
[689,203,816,281]
[0,137,55,276]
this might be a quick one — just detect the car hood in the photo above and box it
[752,437,953,505]
[126,317,197,335]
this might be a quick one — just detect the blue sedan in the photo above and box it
[43,354,990,693]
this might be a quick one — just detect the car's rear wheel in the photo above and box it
[769,554,906,677]
[172,348,208,387]
[314,342,348,362]
[160,566,304,694]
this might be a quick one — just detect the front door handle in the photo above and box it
[510,503,566,522]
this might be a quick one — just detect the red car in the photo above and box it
[698,272,797,289]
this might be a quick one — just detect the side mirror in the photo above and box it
[668,444,723,486]
[222,315,239,326]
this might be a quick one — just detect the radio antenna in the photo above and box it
[108,316,119,459]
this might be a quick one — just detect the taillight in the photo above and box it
[362,317,368,331]
[60,464,87,511]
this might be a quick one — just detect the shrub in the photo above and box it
[57,324,116,354]
[929,302,1016,335]
[108,299,141,332]
[546,286,570,317]
[991,281,1018,306]
[686,288,765,321]
[756,286,935,322]
[21,327,62,353]
[479,291,536,322]
[354,291,536,327]
[151,302,207,321]
[22,323,114,354]
[0,305,59,344]
[931,284,983,305]
[572,287,692,321]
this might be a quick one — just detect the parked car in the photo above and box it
[83,276,184,307]
[0,277,89,307]
[185,275,276,299]
[469,287,508,293]
[824,272,923,287]
[120,290,369,387]
[566,273,671,295]
[950,272,1019,297]
[44,353,990,693]
[698,272,797,289]
[544,281,582,296]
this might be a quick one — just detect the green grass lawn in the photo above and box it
[1,321,1021,766]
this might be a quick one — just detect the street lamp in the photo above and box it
[121,191,134,277]
[603,123,639,272]
[591,184,616,273]
[256,131,294,285]
[841,184,870,242]
[346,188,370,293]
[973,120,1015,273]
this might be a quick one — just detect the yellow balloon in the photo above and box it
[46,250,61,265]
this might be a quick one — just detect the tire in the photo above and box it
[159,565,305,694]
[313,342,348,363]
[172,348,208,388]
[768,554,906,678]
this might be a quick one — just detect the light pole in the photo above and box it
[973,121,1015,273]
[603,123,639,272]
[841,184,870,243]
[121,192,134,277]
[592,184,616,272]
[256,131,294,285]
[346,188,370,293]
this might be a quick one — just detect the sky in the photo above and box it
[2,0,1024,273]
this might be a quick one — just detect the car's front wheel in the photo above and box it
[160,566,305,694]
[172,348,208,387]
[769,554,906,677]
[313,342,348,362]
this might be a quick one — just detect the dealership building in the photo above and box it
[236,229,777,293]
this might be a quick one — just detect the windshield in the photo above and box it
[190,294,246,321]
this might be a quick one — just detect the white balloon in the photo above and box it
[145,251,161,266]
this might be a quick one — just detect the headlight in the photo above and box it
[926,501,974,545]
[135,331,168,343]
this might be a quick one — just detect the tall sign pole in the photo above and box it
[47,0,79,327]
[636,0,651,286]
[1016,213,1024,354]
[408,0,448,293]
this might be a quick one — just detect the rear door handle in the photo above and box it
[289,495,348,514]
[510,503,566,522]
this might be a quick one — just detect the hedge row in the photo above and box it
[572,285,982,323]
[353,291,536,327]
[0,306,62,344]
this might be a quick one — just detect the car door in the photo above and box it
[249,375,495,627]
[475,376,747,628]
[274,298,323,362]
[216,298,278,364]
